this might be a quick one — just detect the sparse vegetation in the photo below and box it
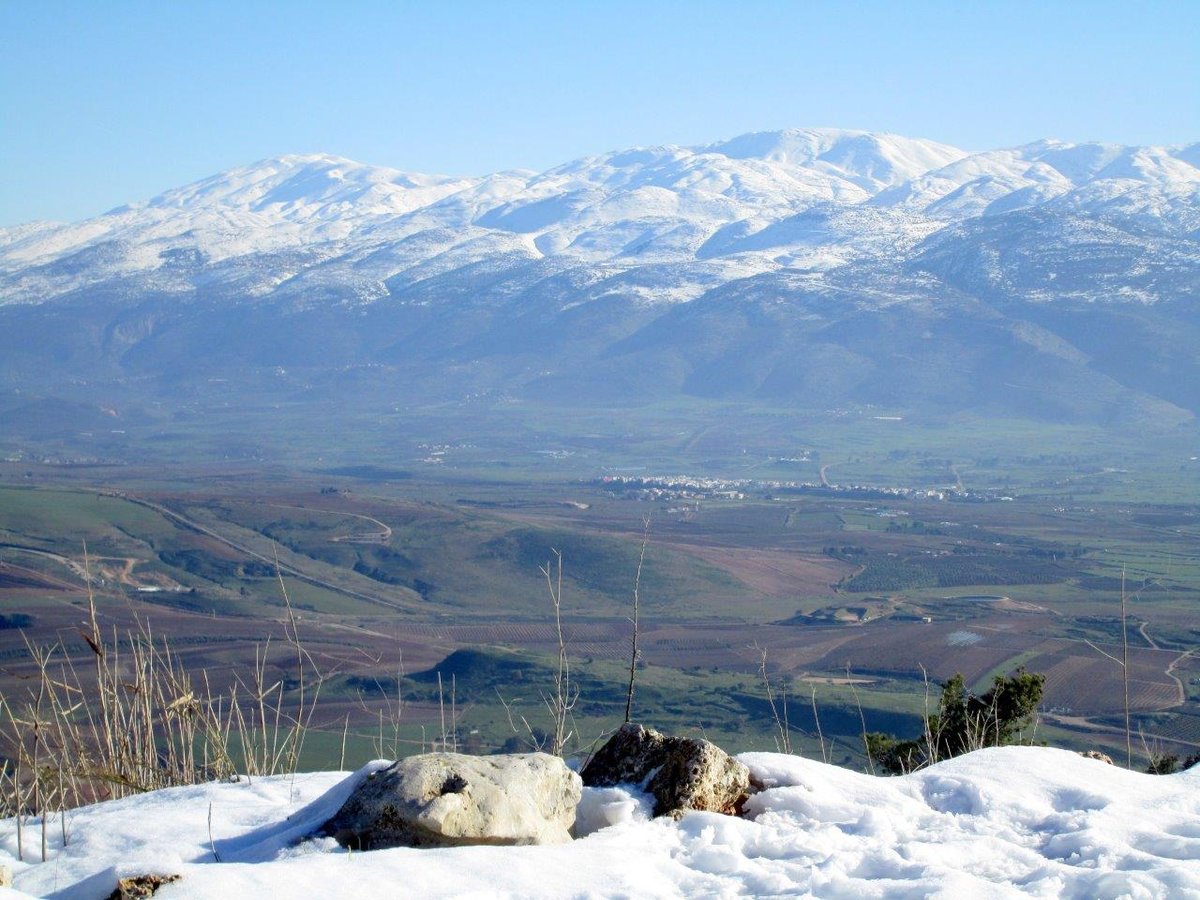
[541,550,578,757]
[625,517,650,724]
[1144,751,1200,774]
[2,464,1198,785]
[0,613,33,630]
[866,668,1045,775]
[842,552,1070,593]
[0,564,322,854]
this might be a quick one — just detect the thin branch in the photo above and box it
[625,516,651,723]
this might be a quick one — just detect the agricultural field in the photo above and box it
[0,444,1198,770]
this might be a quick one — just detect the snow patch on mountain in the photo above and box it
[0,128,1197,309]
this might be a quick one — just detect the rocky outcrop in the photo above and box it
[581,723,750,818]
[322,752,581,850]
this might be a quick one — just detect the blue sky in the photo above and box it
[2,0,1197,226]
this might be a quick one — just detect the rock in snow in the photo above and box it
[107,873,181,899]
[321,752,581,849]
[581,723,751,817]
[1,747,1198,898]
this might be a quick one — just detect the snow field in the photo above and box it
[2,746,1198,898]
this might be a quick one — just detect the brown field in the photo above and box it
[653,543,853,597]
[0,562,78,593]
[1036,651,1180,713]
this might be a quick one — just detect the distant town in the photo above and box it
[594,474,1013,504]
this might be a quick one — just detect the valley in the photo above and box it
[1,125,1197,772]
[2,441,1197,769]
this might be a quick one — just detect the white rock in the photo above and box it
[322,752,581,849]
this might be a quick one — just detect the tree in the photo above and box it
[867,668,1045,775]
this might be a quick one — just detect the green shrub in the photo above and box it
[867,668,1045,775]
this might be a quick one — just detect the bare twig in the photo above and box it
[208,802,220,862]
[810,686,828,764]
[758,647,792,754]
[539,550,577,756]
[1121,566,1132,769]
[1082,564,1133,768]
[625,516,651,724]
[847,666,874,776]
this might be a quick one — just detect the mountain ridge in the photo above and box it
[3,127,1197,308]
[0,127,1197,439]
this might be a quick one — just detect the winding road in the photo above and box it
[100,491,410,612]
[260,504,392,544]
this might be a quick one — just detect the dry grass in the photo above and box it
[0,549,322,861]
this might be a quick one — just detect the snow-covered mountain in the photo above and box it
[0,128,1198,432]
[2,127,1196,309]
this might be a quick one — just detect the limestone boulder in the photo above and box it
[581,723,750,817]
[322,752,581,850]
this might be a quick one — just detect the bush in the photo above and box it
[867,668,1045,775]
[1145,751,1200,775]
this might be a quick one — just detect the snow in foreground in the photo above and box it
[3,746,1198,899]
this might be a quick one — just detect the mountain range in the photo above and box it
[2,128,1198,446]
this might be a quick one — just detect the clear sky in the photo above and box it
[2,0,1197,226]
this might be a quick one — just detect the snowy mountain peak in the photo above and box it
[0,127,1196,310]
[1003,139,1200,188]
[146,153,476,219]
[0,127,1197,432]
[699,127,968,190]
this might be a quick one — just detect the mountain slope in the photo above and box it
[0,128,1197,437]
